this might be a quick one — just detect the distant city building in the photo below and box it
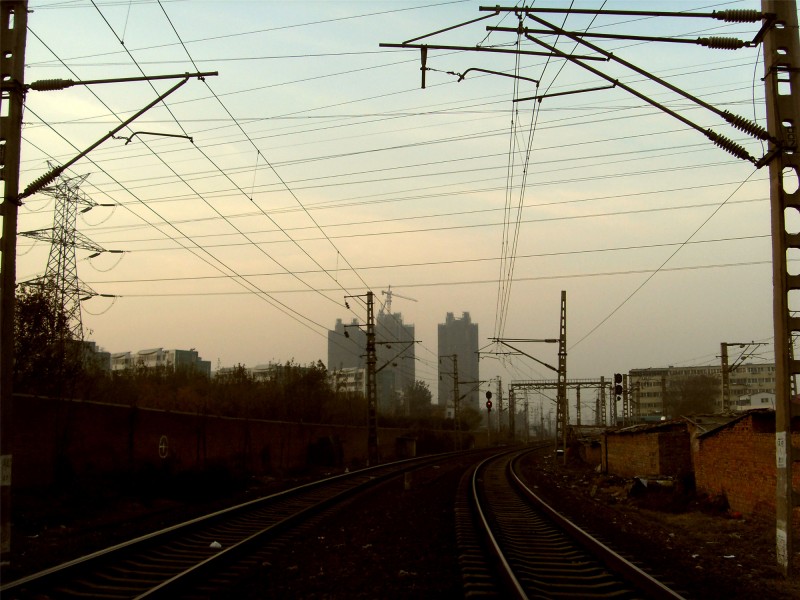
[438,312,479,414]
[329,367,366,396]
[328,318,365,372]
[327,312,416,414]
[75,340,111,372]
[215,362,314,383]
[375,311,416,414]
[111,347,211,377]
[735,392,775,411]
[630,363,776,416]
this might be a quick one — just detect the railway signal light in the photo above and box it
[614,373,623,402]
[485,390,493,412]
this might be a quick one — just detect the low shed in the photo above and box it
[601,420,692,479]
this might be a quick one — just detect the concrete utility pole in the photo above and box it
[764,0,800,577]
[0,0,27,563]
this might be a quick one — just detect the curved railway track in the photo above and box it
[2,452,474,599]
[459,448,688,599]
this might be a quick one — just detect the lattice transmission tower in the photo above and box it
[21,171,111,341]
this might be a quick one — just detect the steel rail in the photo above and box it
[2,452,460,599]
[470,452,530,599]
[508,453,686,600]
[470,447,686,599]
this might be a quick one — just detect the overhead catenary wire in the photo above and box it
[154,2,420,361]
[21,21,348,343]
[570,168,760,350]
[22,104,334,337]
[73,233,772,286]
[19,0,772,390]
[86,0,365,317]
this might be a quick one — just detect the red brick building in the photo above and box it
[600,409,799,520]
[692,409,800,519]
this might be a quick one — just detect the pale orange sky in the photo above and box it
[13,0,776,406]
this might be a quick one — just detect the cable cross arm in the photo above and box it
[379,41,605,62]
[508,14,772,147]
[517,31,759,165]
[379,41,604,88]
[479,6,766,22]
[489,25,754,50]
[448,67,539,85]
[514,83,616,103]
[26,71,218,92]
[112,131,194,145]
[20,74,215,201]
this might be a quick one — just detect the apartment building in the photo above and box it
[630,363,776,417]
[111,347,211,377]
[438,311,479,414]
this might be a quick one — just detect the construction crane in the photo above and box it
[380,285,417,315]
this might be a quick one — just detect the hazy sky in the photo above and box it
[15,0,778,405]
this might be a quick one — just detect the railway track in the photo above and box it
[2,452,470,599]
[459,447,688,599]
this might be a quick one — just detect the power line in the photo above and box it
[75,234,771,286]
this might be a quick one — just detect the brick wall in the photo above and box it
[602,427,692,479]
[603,433,660,478]
[10,395,453,489]
[693,412,800,519]
[658,431,693,477]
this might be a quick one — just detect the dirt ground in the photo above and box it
[517,450,800,599]
[6,448,800,599]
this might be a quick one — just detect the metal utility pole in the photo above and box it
[485,390,492,446]
[496,377,503,438]
[720,341,768,411]
[575,384,582,426]
[556,290,567,462]
[451,354,460,451]
[622,374,629,426]
[720,342,732,412]
[365,291,379,465]
[509,387,516,442]
[0,10,213,557]
[598,376,606,426]
[524,390,530,443]
[21,173,114,342]
[0,0,27,563]
[540,404,544,440]
[489,291,566,451]
[764,0,800,577]
[344,291,380,464]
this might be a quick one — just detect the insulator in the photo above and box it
[28,78,75,91]
[698,37,746,50]
[706,130,755,163]
[22,166,64,198]
[722,110,770,141]
[711,9,763,23]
